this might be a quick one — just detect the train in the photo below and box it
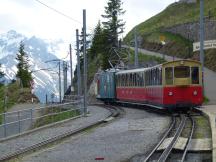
[96,59,203,110]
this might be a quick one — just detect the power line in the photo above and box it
[34,0,82,24]
[34,0,98,32]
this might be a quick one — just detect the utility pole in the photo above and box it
[76,29,81,96]
[134,27,138,68]
[63,61,68,94]
[200,0,205,94]
[69,44,74,93]
[58,61,61,103]
[83,9,87,116]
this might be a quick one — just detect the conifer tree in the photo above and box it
[89,22,111,70]
[16,42,32,88]
[102,0,125,48]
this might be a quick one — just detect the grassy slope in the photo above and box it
[0,82,39,123]
[124,0,216,71]
[125,0,216,42]
[128,49,166,65]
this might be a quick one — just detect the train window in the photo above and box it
[142,72,145,86]
[155,68,158,85]
[174,66,190,78]
[146,71,148,86]
[123,74,125,87]
[118,75,120,87]
[125,74,126,86]
[140,72,144,86]
[125,74,127,87]
[191,67,199,84]
[127,74,129,86]
[134,73,137,87]
[134,73,136,87]
[120,74,123,87]
[144,71,147,86]
[152,69,155,85]
[137,73,139,87]
[121,74,123,87]
[165,67,173,85]
[129,73,132,87]
[138,72,140,87]
[146,71,149,86]
[159,68,162,85]
[152,69,154,85]
[122,74,124,86]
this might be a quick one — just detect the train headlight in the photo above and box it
[193,91,198,96]
[168,92,173,96]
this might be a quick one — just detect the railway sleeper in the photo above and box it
[157,137,212,152]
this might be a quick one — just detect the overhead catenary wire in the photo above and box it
[33,0,118,37]
[33,0,96,31]
[34,0,82,24]
[33,0,126,61]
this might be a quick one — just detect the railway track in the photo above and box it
[144,112,195,162]
[0,104,122,162]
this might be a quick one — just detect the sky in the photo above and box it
[0,0,176,59]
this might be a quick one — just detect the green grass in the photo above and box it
[123,0,216,71]
[0,82,34,124]
[128,49,166,65]
[125,0,216,42]
[33,107,80,128]
[193,116,211,138]
[203,96,210,104]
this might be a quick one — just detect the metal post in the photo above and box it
[4,96,8,112]
[76,29,81,96]
[188,33,191,58]
[3,113,6,137]
[200,0,205,95]
[30,108,33,127]
[63,61,68,94]
[46,94,48,104]
[59,62,62,103]
[134,27,138,68]
[69,44,74,93]
[18,111,21,133]
[83,9,87,116]
[65,62,67,92]
[52,106,54,123]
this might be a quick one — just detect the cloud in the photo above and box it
[0,0,175,42]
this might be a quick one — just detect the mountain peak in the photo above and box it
[6,30,24,39]
[0,30,66,103]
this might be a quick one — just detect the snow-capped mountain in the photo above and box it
[0,30,69,103]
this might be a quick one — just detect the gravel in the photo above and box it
[0,106,110,157]
[20,107,171,162]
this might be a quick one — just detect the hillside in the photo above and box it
[0,30,66,103]
[0,82,39,123]
[124,0,216,71]
[125,0,216,41]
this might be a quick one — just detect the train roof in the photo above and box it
[115,59,201,75]
[162,59,201,66]
[116,64,162,75]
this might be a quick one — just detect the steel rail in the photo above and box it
[157,114,187,162]
[0,104,121,162]
[143,114,176,162]
[181,115,195,162]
